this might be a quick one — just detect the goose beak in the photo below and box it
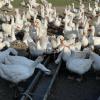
[44,70,52,75]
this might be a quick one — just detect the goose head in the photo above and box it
[92,9,96,17]
[88,25,95,36]
[79,0,82,5]
[57,35,64,45]
[0,32,3,42]
[81,34,89,47]
[41,5,45,18]
[95,2,98,9]
[7,1,13,9]
[88,3,92,11]
[35,63,51,75]
[15,8,19,15]
[78,28,84,39]
[61,40,71,61]
[54,16,61,27]
[72,3,74,9]
[34,19,41,29]
[48,3,52,8]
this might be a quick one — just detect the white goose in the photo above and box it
[72,3,79,13]
[41,0,48,6]
[29,0,40,8]
[55,41,72,63]
[65,56,92,78]
[2,23,12,37]
[20,0,26,6]
[28,36,53,56]
[0,56,51,83]
[41,5,45,19]
[3,16,16,43]
[95,16,100,36]
[55,41,93,80]
[7,0,13,9]
[0,32,10,50]
[54,16,61,27]
[88,3,92,12]
[50,35,64,49]
[69,41,82,52]
[89,51,100,70]
[92,8,96,17]
[0,0,5,8]
[15,8,23,31]
[81,34,89,48]
[94,2,100,12]
[88,34,100,48]
[0,48,18,63]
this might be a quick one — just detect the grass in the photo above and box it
[12,0,95,8]
[11,0,80,7]
[12,0,22,8]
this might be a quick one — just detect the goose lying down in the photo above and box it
[0,48,18,63]
[0,62,51,83]
[1,55,51,84]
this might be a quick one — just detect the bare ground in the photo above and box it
[48,63,100,100]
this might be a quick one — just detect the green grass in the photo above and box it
[12,0,95,8]
[12,0,80,7]
[47,0,81,6]
[12,0,22,8]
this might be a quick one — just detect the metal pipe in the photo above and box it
[21,93,33,100]
[20,56,50,100]
[43,61,62,100]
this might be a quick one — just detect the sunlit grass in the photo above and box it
[12,0,22,8]
[12,0,79,7]
[12,0,95,8]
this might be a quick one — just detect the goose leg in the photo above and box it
[76,75,83,82]
[9,83,24,98]
[96,74,100,80]
[95,71,100,80]
[14,85,25,99]
[96,76,100,80]
[67,75,75,80]
[8,84,19,99]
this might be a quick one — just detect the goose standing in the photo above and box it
[7,0,13,9]
[88,34,100,48]
[0,0,5,8]
[55,42,93,81]
[28,36,53,56]
[81,34,89,48]
[15,8,23,31]
[54,16,61,27]
[50,35,64,50]
[41,5,45,19]
[88,3,92,12]
[0,32,10,50]
[95,16,100,36]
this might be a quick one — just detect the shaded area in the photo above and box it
[48,63,100,100]
[0,78,14,100]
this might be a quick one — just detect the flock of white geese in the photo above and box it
[0,0,99,84]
